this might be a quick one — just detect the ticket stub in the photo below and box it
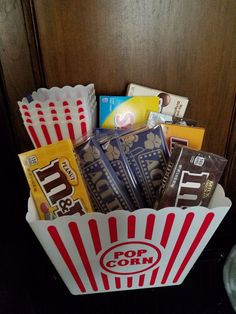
[126,83,189,118]
[161,124,205,152]
[18,139,93,220]
[99,96,160,129]
[75,137,134,213]
[156,145,227,209]
[120,125,169,208]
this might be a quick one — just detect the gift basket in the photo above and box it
[18,82,232,295]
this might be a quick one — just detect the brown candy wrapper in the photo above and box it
[156,145,227,209]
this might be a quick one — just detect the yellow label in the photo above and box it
[161,124,205,151]
[100,96,160,128]
[19,139,93,220]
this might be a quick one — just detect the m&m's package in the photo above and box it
[19,139,93,220]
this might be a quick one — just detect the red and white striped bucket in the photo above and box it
[26,184,231,295]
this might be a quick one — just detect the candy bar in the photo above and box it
[120,125,169,208]
[161,124,205,152]
[157,145,227,209]
[18,139,93,220]
[99,134,147,209]
[126,83,189,118]
[99,96,160,128]
[75,137,134,213]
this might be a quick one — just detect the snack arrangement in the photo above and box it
[18,82,227,218]
[19,82,231,295]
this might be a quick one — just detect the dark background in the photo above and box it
[0,1,236,313]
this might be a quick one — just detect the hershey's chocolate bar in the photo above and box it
[75,137,134,213]
[157,145,227,209]
[120,125,169,208]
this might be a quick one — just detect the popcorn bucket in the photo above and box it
[18,84,97,148]
[26,184,231,295]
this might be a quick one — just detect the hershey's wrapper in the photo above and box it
[157,145,227,209]
[100,135,147,209]
[120,125,169,208]
[75,137,134,213]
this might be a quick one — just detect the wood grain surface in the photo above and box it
[33,0,236,155]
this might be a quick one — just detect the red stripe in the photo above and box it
[41,125,52,144]
[138,274,145,287]
[28,125,41,147]
[76,99,82,106]
[127,215,136,238]
[108,217,118,243]
[88,219,102,254]
[69,222,98,291]
[127,277,133,288]
[150,267,159,285]
[115,277,121,289]
[54,124,63,141]
[161,212,195,284]
[47,226,86,292]
[173,213,215,283]
[101,273,110,290]
[68,123,75,140]
[160,213,175,248]
[145,214,156,240]
[81,121,87,136]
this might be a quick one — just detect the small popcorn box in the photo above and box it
[18,84,97,147]
[26,184,231,295]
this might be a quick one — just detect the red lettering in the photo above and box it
[106,260,116,268]
[124,250,136,258]
[114,251,124,259]
[117,259,129,266]
[130,258,141,265]
[142,257,153,264]
[137,249,147,257]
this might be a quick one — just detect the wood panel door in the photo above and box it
[0,0,235,200]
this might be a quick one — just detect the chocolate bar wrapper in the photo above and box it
[126,83,189,118]
[100,135,147,209]
[161,123,205,152]
[75,137,134,213]
[18,139,93,220]
[120,125,169,208]
[157,145,227,209]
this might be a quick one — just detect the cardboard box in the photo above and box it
[161,124,205,151]
[127,83,189,118]
[99,96,160,128]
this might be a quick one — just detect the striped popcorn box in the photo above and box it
[26,184,231,295]
[18,84,97,147]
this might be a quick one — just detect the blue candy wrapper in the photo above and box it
[98,134,147,209]
[120,125,169,208]
[75,137,134,213]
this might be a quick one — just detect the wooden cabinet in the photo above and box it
[0,0,235,202]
